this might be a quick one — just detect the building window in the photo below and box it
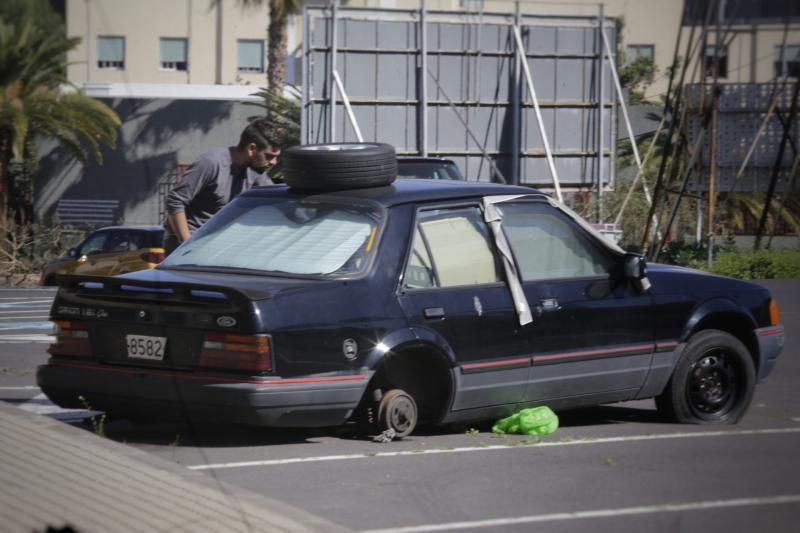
[705,44,728,78]
[775,45,800,78]
[97,36,125,69]
[237,40,264,73]
[160,38,188,71]
[626,44,655,66]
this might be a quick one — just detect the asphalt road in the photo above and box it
[1,281,798,532]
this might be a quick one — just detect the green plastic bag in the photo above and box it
[492,406,559,436]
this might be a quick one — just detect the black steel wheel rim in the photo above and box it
[687,350,738,416]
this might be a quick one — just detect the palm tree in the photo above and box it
[238,0,301,94]
[0,0,120,224]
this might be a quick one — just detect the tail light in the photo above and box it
[141,251,165,264]
[48,320,93,358]
[199,332,272,373]
[769,299,781,326]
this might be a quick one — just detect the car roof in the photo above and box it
[248,179,542,207]
[95,225,164,232]
[397,157,457,165]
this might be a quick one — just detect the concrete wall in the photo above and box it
[34,98,260,227]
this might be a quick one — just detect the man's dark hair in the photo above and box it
[238,118,286,149]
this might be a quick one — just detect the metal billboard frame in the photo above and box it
[301,2,617,194]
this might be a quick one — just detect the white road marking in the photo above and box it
[0,309,51,315]
[187,427,800,471]
[361,494,800,532]
[0,386,40,390]
[0,321,53,332]
[16,394,97,421]
[0,334,54,343]
[0,297,54,301]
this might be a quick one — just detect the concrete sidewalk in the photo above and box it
[0,401,350,532]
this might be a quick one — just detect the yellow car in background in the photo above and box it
[41,225,165,285]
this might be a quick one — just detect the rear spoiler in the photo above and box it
[55,274,273,303]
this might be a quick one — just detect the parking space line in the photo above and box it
[361,494,800,532]
[0,333,54,342]
[188,427,800,471]
[0,322,54,332]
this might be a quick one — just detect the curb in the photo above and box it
[0,401,350,532]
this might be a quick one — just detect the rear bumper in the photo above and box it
[755,325,785,382]
[37,358,372,427]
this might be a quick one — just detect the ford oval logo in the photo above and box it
[216,316,237,328]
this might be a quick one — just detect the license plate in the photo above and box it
[125,334,167,361]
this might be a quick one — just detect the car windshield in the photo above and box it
[161,196,383,277]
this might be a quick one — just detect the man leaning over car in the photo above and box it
[163,118,285,255]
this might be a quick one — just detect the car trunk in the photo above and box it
[49,271,318,374]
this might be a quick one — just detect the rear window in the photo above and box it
[397,161,463,180]
[161,197,383,277]
[139,230,165,248]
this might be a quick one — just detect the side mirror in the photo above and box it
[68,248,78,258]
[623,252,647,280]
[623,252,651,293]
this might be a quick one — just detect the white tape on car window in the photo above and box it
[482,195,533,326]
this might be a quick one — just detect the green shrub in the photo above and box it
[708,249,800,280]
[656,237,736,267]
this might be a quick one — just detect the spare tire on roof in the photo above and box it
[281,143,397,191]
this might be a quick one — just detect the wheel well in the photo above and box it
[691,313,759,373]
[370,347,452,424]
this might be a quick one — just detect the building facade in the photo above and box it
[64,0,307,95]
[60,0,799,109]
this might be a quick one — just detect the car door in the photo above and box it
[397,204,527,410]
[497,199,655,403]
[72,230,111,275]
[109,230,143,274]
[87,230,132,275]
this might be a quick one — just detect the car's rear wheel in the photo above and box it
[281,143,397,191]
[656,329,755,424]
[378,389,418,438]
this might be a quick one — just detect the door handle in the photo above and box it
[423,307,445,319]
[539,298,560,312]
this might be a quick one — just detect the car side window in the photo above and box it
[404,207,500,289]
[126,232,145,251]
[107,231,132,252]
[78,232,108,256]
[499,202,613,281]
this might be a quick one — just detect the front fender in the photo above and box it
[682,297,758,342]
[362,326,456,370]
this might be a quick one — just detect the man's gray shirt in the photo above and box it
[166,147,273,233]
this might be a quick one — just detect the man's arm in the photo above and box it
[167,211,191,243]
[165,155,218,241]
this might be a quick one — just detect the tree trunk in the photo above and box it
[0,127,11,226]
[267,0,288,95]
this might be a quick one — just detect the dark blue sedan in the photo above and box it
[38,144,785,438]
